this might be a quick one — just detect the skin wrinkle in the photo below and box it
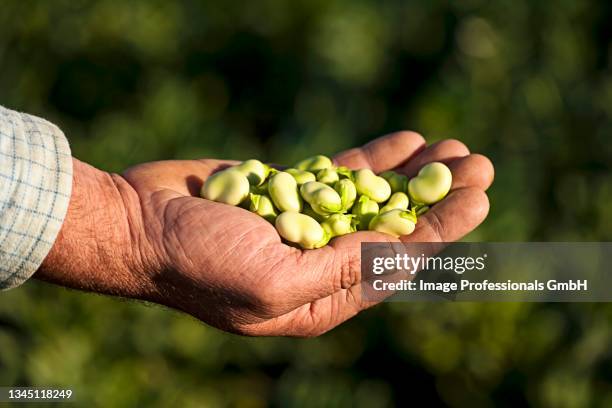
[248,241,282,275]
[109,174,161,287]
[249,253,364,337]
[342,243,362,289]
[307,301,319,331]
[309,246,339,295]
[313,296,335,334]
[255,250,301,316]
[165,228,274,326]
[158,198,228,271]
[362,143,377,170]
[166,200,212,257]
[344,286,363,316]
[424,206,446,242]
[294,247,331,301]
[163,197,203,232]
[308,293,342,337]
[332,245,358,291]
[159,200,195,271]
[141,190,175,270]
[223,221,268,256]
[217,244,273,309]
[216,224,262,267]
[82,170,129,290]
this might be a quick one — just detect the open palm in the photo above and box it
[122,131,494,336]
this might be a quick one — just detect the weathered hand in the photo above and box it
[38,132,493,337]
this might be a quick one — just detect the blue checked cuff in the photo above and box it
[0,106,73,290]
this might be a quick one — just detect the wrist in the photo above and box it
[36,158,159,298]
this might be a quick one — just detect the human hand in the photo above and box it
[37,131,493,336]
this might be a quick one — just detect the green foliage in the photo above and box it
[1,0,611,406]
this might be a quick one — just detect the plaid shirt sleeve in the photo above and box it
[0,105,73,290]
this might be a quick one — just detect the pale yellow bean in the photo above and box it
[294,155,333,172]
[354,169,392,203]
[379,192,410,214]
[303,203,327,222]
[285,168,316,185]
[275,212,329,249]
[334,179,357,212]
[380,170,408,194]
[369,209,417,238]
[321,214,355,238]
[201,168,250,206]
[235,159,268,186]
[317,168,339,184]
[268,171,303,212]
[249,193,278,223]
[300,181,342,215]
[351,195,379,230]
[408,162,452,205]
[335,166,354,179]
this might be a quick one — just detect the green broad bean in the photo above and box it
[249,181,268,195]
[351,195,379,230]
[414,204,430,216]
[335,166,354,179]
[300,181,343,216]
[294,155,333,172]
[303,203,327,222]
[380,192,410,214]
[316,168,339,184]
[249,193,278,223]
[234,159,268,186]
[408,162,452,205]
[275,212,330,249]
[354,169,392,203]
[321,214,355,238]
[268,171,303,212]
[380,170,408,194]
[369,209,417,238]
[334,179,357,212]
[285,168,316,185]
[201,168,250,206]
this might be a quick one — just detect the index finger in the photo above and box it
[333,131,426,172]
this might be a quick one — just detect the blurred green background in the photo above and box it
[1,0,611,406]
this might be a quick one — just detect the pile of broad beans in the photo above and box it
[201,155,452,249]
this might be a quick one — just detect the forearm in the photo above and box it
[35,158,157,299]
